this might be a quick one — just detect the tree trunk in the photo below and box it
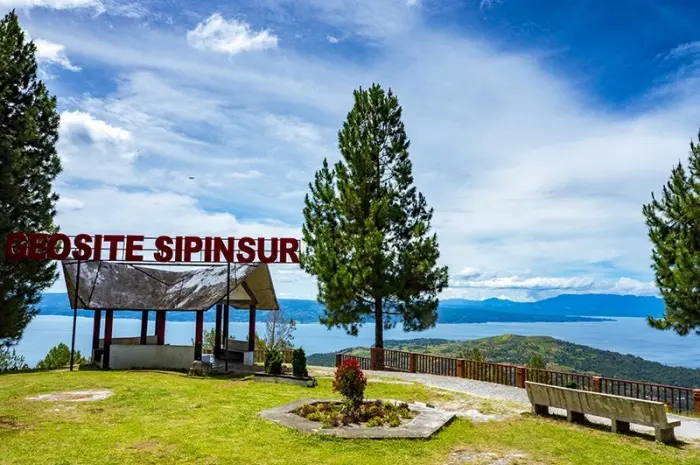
[374,296,383,349]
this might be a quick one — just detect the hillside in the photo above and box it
[36,292,665,324]
[307,335,700,388]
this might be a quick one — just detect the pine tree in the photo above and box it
[643,129,700,336]
[301,84,449,349]
[0,11,62,345]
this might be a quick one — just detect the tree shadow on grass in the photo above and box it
[519,412,688,449]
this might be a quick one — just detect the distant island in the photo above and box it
[307,334,700,388]
[37,292,664,324]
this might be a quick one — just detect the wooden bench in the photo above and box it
[525,381,681,443]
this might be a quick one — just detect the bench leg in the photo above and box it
[533,404,548,416]
[611,420,630,434]
[567,411,586,424]
[655,427,675,443]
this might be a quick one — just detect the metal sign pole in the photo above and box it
[225,262,231,372]
[69,260,81,371]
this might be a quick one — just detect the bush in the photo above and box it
[332,358,367,409]
[36,343,87,370]
[0,346,28,372]
[565,381,578,389]
[292,347,308,378]
[386,412,401,427]
[264,348,283,375]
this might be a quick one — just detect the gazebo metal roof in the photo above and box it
[61,261,279,311]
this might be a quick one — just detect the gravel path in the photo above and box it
[310,366,700,441]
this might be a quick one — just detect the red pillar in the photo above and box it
[516,367,526,389]
[214,304,222,357]
[140,310,148,345]
[92,309,101,351]
[248,304,256,352]
[103,309,114,369]
[156,311,166,345]
[194,310,204,361]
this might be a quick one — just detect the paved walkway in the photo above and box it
[310,366,700,441]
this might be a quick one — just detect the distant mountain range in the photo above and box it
[37,292,664,324]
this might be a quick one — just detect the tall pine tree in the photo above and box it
[643,129,700,336]
[301,84,448,349]
[0,11,62,345]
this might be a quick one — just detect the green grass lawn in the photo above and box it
[0,370,696,465]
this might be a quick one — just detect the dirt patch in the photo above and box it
[26,389,113,402]
[367,378,414,385]
[422,395,524,421]
[446,450,535,465]
[131,440,162,451]
[128,440,176,457]
[0,416,25,431]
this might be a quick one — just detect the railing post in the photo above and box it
[694,390,700,416]
[457,359,465,378]
[409,353,416,373]
[516,366,526,388]
[335,353,342,368]
[591,376,602,393]
[370,347,384,371]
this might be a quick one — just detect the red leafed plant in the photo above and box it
[332,358,367,409]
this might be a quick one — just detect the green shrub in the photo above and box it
[0,346,28,372]
[321,413,341,429]
[387,412,401,427]
[292,347,308,378]
[366,416,383,427]
[565,381,578,389]
[264,348,283,375]
[36,343,87,370]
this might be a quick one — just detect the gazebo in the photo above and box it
[61,260,279,371]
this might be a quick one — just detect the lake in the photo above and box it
[13,315,700,369]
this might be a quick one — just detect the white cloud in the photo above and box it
[278,190,306,200]
[57,111,137,184]
[666,41,700,60]
[56,196,84,212]
[60,111,131,142]
[187,13,278,55]
[447,270,658,301]
[1,0,102,10]
[34,39,81,71]
[479,0,502,10]
[326,35,341,44]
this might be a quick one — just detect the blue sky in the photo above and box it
[6,0,700,301]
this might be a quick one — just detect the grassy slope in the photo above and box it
[0,370,697,465]
[307,335,700,388]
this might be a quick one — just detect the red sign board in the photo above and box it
[4,233,300,264]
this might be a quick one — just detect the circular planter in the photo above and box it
[260,399,455,439]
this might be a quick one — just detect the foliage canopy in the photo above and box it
[0,11,62,345]
[643,129,700,336]
[301,83,448,348]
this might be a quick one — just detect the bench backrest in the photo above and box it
[223,337,249,352]
[525,381,671,428]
